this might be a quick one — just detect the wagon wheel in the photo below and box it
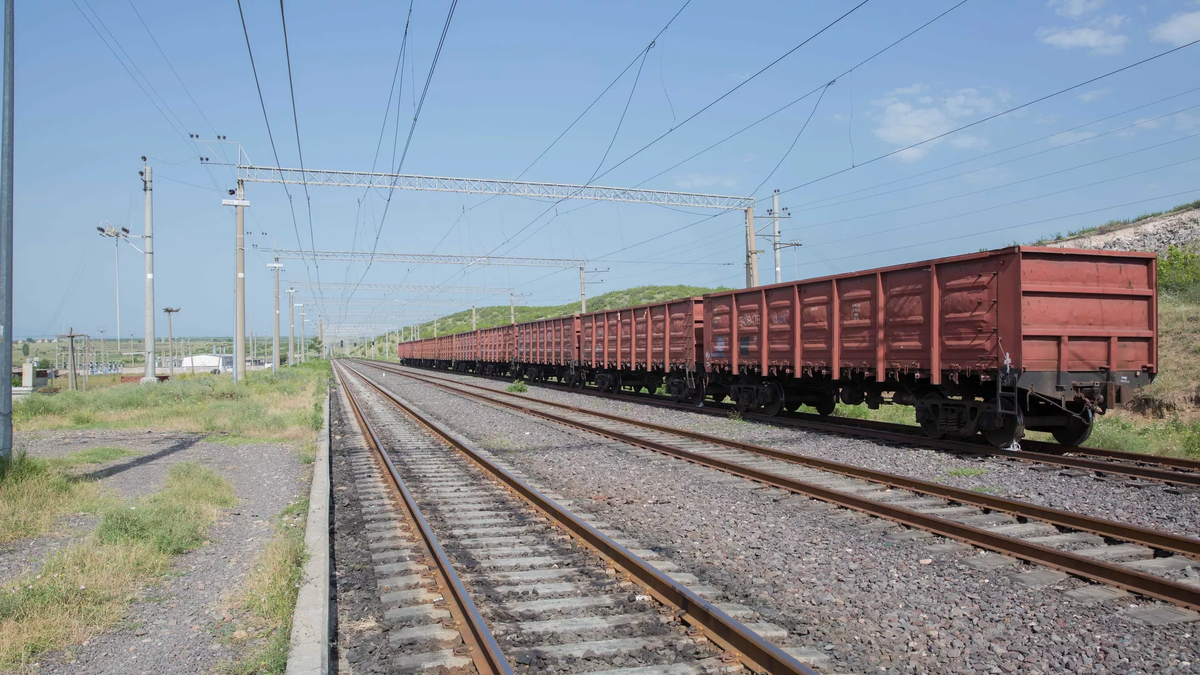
[919,417,945,440]
[813,393,837,417]
[1051,407,1093,447]
[761,382,786,417]
[983,409,1025,448]
[689,386,706,407]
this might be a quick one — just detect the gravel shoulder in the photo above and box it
[360,364,1200,675]
[385,365,1200,541]
[13,429,309,675]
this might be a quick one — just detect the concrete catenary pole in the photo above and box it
[267,262,282,372]
[434,314,438,338]
[509,292,515,324]
[233,180,247,382]
[772,189,782,285]
[141,160,157,383]
[163,308,179,377]
[472,306,476,331]
[318,316,323,359]
[0,0,14,465]
[744,205,757,289]
[580,267,586,313]
[298,305,306,363]
[286,288,295,366]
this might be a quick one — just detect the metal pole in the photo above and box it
[580,267,586,313]
[0,0,13,464]
[434,314,438,338]
[509,293,515,324]
[299,306,306,363]
[141,161,156,383]
[268,262,281,372]
[98,328,105,368]
[472,306,476,331]
[744,206,757,288]
[164,309,175,378]
[234,179,246,382]
[773,190,782,285]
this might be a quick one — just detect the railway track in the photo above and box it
[352,359,1200,616]
[375,359,1200,488]
[331,360,821,675]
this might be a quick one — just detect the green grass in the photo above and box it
[0,462,235,668]
[1033,198,1200,244]
[14,360,329,444]
[50,446,141,466]
[506,380,529,393]
[0,453,112,545]
[946,467,988,477]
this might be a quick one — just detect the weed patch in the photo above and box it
[946,467,988,477]
[0,453,109,545]
[0,462,235,668]
[507,380,529,393]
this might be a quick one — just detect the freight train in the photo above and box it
[399,246,1158,448]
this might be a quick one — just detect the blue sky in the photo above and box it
[13,0,1200,339]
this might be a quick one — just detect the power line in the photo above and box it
[278,0,323,306]
[356,0,459,286]
[776,37,1200,201]
[751,81,832,196]
[806,131,1200,230]
[793,95,1200,213]
[235,0,313,300]
[816,188,1200,266]
[810,153,1200,249]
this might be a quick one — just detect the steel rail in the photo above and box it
[373,363,1200,558]
[377,359,1200,484]
[333,362,513,675]
[339,361,817,675]
[366,363,1200,611]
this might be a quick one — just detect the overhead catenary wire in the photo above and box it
[278,0,324,312]
[235,0,320,312]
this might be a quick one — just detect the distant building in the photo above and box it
[179,354,234,374]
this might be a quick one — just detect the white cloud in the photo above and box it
[1098,14,1127,28]
[1047,130,1096,147]
[871,86,1007,162]
[672,174,738,189]
[1049,0,1107,18]
[1037,26,1130,54]
[1149,11,1200,46]
[1076,88,1110,102]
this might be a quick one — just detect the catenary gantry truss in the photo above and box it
[271,249,584,268]
[289,281,512,294]
[240,165,755,210]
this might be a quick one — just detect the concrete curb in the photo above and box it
[285,389,332,675]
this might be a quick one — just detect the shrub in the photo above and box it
[1159,244,1200,295]
[506,380,529,393]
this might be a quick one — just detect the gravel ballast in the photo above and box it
[357,363,1200,675]
[380,365,1200,541]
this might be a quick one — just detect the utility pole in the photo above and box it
[140,158,157,383]
[509,293,515,324]
[267,262,281,372]
[744,205,758,288]
[434,314,438,338]
[0,0,12,465]
[98,327,106,369]
[298,305,306,363]
[286,288,295,366]
[59,328,84,391]
[772,190,782,284]
[318,316,324,359]
[472,306,476,331]
[163,308,179,378]
[580,267,586,313]
[223,181,249,383]
[97,223,131,368]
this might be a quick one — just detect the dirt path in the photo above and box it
[11,429,309,674]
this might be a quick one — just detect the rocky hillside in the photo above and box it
[1042,204,1200,253]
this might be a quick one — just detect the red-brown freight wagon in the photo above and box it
[515,317,579,382]
[452,331,477,371]
[703,246,1156,447]
[577,298,705,400]
[477,325,515,376]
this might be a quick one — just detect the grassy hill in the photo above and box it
[1032,198,1200,244]
[356,284,725,352]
